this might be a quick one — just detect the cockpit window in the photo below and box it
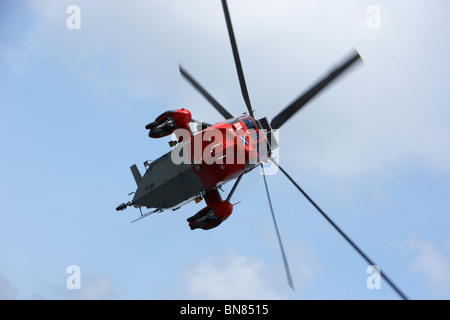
[243,117,256,131]
[225,118,240,125]
[226,116,257,131]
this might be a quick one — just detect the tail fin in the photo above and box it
[130,164,142,185]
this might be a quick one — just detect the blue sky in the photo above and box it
[1,0,449,300]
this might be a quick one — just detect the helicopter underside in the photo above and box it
[132,151,205,209]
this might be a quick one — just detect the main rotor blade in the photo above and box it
[270,158,409,300]
[270,50,362,129]
[221,0,254,118]
[179,64,234,119]
[261,164,295,291]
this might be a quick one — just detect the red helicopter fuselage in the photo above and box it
[127,108,271,229]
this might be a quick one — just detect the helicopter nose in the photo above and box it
[145,121,158,130]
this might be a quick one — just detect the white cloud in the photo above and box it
[0,273,117,300]
[177,250,286,300]
[174,244,320,300]
[64,274,117,300]
[409,238,450,297]
[0,277,18,300]
[22,0,450,176]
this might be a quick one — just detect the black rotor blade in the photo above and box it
[221,0,254,118]
[270,50,362,129]
[270,158,408,300]
[179,64,234,119]
[261,164,295,291]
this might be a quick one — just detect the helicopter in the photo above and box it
[117,106,273,230]
[116,0,408,299]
